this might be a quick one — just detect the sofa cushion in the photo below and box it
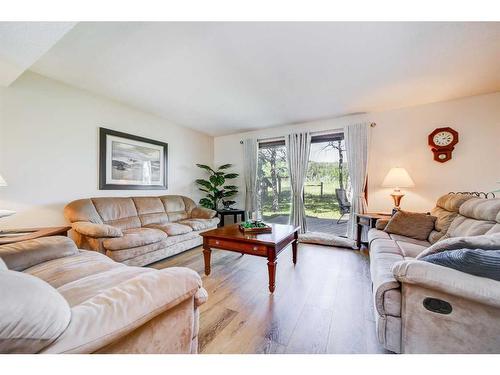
[421,249,500,282]
[459,198,500,222]
[0,236,79,272]
[436,193,475,212]
[159,196,191,222]
[106,241,170,263]
[26,250,119,288]
[384,210,436,241]
[0,270,71,353]
[368,228,391,245]
[103,228,168,251]
[91,197,141,230]
[146,222,193,236]
[394,241,428,258]
[446,216,496,238]
[389,234,430,247]
[178,218,219,231]
[429,207,459,243]
[132,197,169,226]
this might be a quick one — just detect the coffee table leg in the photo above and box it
[203,247,212,275]
[267,253,277,293]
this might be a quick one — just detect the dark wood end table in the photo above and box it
[201,223,300,293]
[216,209,246,227]
[355,213,392,249]
[0,226,71,245]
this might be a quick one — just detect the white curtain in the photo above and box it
[285,132,311,233]
[243,138,258,214]
[345,122,370,239]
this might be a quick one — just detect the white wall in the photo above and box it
[0,72,213,228]
[214,92,500,214]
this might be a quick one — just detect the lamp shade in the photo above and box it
[0,173,7,187]
[382,167,415,188]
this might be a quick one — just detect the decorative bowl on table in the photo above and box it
[238,220,272,233]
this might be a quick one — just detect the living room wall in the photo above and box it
[214,92,500,214]
[0,72,214,227]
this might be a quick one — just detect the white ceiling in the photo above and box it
[0,22,75,87]
[7,22,500,135]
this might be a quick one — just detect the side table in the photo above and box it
[216,209,246,227]
[355,213,392,249]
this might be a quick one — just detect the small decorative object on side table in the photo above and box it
[0,226,71,245]
[356,212,392,249]
[216,208,246,227]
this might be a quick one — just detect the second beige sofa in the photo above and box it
[65,195,219,266]
[368,194,500,353]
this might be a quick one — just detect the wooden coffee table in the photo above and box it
[200,223,300,293]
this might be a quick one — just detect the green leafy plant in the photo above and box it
[195,164,239,209]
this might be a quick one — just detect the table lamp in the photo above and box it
[382,167,415,211]
[0,173,16,220]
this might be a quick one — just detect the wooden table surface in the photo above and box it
[0,226,71,245]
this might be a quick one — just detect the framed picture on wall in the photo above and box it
[99,127,168,190]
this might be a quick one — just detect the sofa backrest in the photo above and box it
[445,197,500,238]
[64,195,198,229]
[428,193,474,243]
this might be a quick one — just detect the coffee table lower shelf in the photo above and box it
[201,223,300,293]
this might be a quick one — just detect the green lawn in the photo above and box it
[260,181,343,220]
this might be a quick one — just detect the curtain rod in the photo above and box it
[239,122,376,144]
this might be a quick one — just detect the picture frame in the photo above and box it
[99,127,168,190]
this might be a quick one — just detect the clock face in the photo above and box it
[432,131,454,147]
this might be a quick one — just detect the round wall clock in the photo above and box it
[428,127,459,163]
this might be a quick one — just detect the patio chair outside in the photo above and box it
[335,188,351,224]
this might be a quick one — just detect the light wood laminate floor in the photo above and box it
[150,243,389,354]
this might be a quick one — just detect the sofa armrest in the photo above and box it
[194,287,208,307]
[72,222,122,238]
[190,207,216,219]
[0,236,79,271]
[392,260,500,309]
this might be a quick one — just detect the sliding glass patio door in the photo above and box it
[257,141,291,224]
[304,133,349,236]
[256,132,349,236]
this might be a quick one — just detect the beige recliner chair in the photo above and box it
[0,236,207,354]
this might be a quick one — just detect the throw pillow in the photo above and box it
[384,210,437,241]
[421,248,500,282]
[0,270,71,353]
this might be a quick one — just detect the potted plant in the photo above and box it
[195,164,239,210]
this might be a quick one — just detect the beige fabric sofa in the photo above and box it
[0,236,207,354]
[64,195,219,266]
[368,194,500,353]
